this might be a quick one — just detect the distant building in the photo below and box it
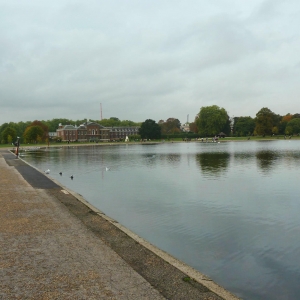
[108,127,139,141]
[56,122,140,142]
[83,122,110,142]
[57,124,77,142]
[180,123,190,132]
[48,132,57,138]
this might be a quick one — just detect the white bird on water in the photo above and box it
[105,167,110,171]
[45,169,50,174]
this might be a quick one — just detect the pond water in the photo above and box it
[21,141,300,300]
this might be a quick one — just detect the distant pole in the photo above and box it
[14,137,20,158]
[100,103,103,120]
[187,114,189,123]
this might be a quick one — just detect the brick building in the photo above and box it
[56,122,139,142]
[108,127,139,141]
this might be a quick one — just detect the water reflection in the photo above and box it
[233,152,254,164]
[256,151,279,173]
[159,154,181,167]
[196,152,230,177]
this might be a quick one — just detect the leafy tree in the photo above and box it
[160,118,181,134]
[2,127,17,144]
[272,126,279,134]
[254,107,277,136]
[189,122,198,133]
[121,120,140,126]
[277,114,292,134]
[0,120,35,144]
[44,118,73,132]
[292,113,300,119]
[29,121,49,141]
[234,116,255,136]
[98,118,121,127]
[282,114,293,123]
[128,134,141,141]
[196,105,230,136]
[98,118,140,127]
[0,122,9,133]
[23,126,44,143]
[0,123,11,143]
[286,118,300,134]
[110,117,120,122]
[7,135,13,144]
[139,119,161,139]
[285,126,293,135]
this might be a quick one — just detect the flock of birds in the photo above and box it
[44,167,110,179]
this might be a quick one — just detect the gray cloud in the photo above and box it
[1,0,300,124]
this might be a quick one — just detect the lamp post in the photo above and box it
[13,137,20,158]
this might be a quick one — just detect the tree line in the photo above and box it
[139,106,300,140]
[1,106,300,144]
[231,108,300,137]
[0,118,141,144]
[188,106,300,137]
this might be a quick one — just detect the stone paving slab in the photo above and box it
[0,150,239,299]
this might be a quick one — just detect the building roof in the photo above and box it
[60,125,76,130]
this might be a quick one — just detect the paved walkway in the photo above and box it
[0,149,239,300]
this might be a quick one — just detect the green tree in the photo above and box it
[196,105,230,136]
[292,113,300,119]
[98,118,121,127]
[110,117,120,122]
[285,126,293,135]
[278,114,292,135]
[272,126,279,135]
[44,118,73,132]
[234,116,255,136]
[2,127,17,144]
[120,120,139,126]
[7,135,13,144]
[30,121,49,141]
[23,126,44,143]
[254,107,276,136]
[139,119,161,139]
[0,123,11,143]
[128,134,141,141]
[286,118,300,135]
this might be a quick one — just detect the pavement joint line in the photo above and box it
[15,150,240,300]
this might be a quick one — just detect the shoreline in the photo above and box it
[2,136,299,152]
[1,148,240,299]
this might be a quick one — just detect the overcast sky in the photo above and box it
[1,0,300,125]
